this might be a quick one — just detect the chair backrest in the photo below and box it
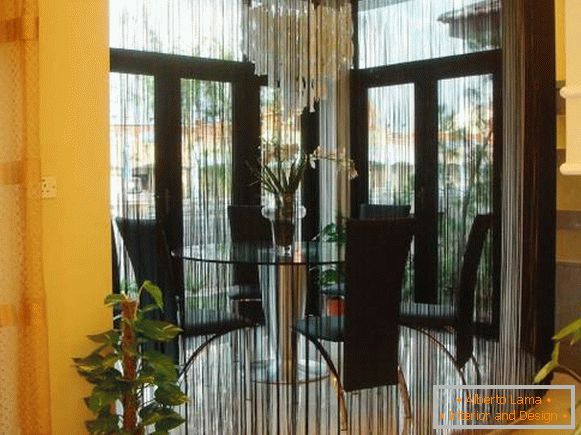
[111,223,121,294]
[115,218,178,320]
[227,205,271,285]
[455,214,492,365]
[344,218,414,392]
[359,204,412,220]
[115,217,180,359]
[115,218,173,290]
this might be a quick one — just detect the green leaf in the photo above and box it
[139,403,164,426]
[143,350,178,382]
[74,353,109,373]
[85,414,120,434]
[551,341,560,363]
[88,344,109,357]
[88,330,120,345]
[154,383,188,406]
[104,294,127,306]
[86,389,120,413]
[553,317,581,341]
[533,360,557,384]
[142,281,164,309]
[571,327,581,345]
[74,352,124,385]
[141,304,160,313]
[136,319,182,342]
[78,366,124,386]
[155,409,186,431]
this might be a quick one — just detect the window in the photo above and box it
[110,0,244,60]
[353,0,501,333]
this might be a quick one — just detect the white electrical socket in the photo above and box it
[41,176,57,199]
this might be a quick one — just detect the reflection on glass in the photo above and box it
[358,0,500,68]
[438,74,493,316]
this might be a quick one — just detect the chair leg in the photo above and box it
[180,329,243,378]
[397,366,412,435]
[296,332,348,431]
[470,354,482,385]
[403,325,467,385]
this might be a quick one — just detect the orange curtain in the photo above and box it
[0,0,51,433]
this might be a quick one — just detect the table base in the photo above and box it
[250,358,328,385]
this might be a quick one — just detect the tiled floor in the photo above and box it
[176,324,544,434]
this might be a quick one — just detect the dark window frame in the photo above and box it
[110,49,262,291]
[350,49,503,336]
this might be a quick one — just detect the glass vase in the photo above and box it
[262,193,306,256]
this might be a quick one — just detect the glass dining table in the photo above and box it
[173,241,345,384]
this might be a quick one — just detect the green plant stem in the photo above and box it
[554,365,581,384]
[121,299,141,434]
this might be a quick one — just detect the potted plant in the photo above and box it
[74,281,187,434]
[249,140,357,254]
[316,216,347,315]
[534,313,581,434]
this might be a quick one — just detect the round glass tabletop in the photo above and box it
[172,241,345,265]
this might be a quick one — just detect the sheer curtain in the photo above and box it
[0,0,51,432]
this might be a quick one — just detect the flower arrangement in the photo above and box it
[248,139,357,253]
[250,139,358,197]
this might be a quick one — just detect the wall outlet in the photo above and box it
[41,176,57,199]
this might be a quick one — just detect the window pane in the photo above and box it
[110,73,156,220]
[438,74,494,315]
[181,79,233,307]
[368,84,415,209]
[368,84,415,301]
[110,0,243,60]
[181,79,233,245]
[358,0,500,68]
[110,73,155,291]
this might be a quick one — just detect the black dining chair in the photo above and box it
[399,213,493,384]
[115,217,258,372]
[294,218,415,430]
[320,203,412,300]
[359,203,412,220]
[227,205,271,324]
[111,223,121,295]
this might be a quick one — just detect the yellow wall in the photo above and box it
[39,0,110,433]
[555,0,581,213]
[556,0,566,152]
[555,0,581,262]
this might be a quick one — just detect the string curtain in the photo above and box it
[0,0,51,432]
[358,0,500,68]
[110,0,244,60]
[109,0,548,432]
